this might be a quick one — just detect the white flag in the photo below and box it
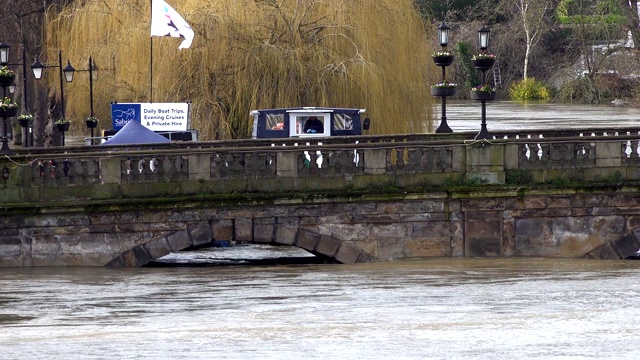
[151,0,195,49]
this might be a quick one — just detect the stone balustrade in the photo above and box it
[4,129,640,267]
[3,131,640,206]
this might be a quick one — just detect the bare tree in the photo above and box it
[620,0,640,48]
[513,0,553,80]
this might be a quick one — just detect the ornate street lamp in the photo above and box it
[32,50,74,146]
[432,22,456,133]
[478,24,490,51]
[437,22,450,47]
[0,42,9,65]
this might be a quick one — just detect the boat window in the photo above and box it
[333,113,354,130]
[266,114,285,130]
[294,116,325,135]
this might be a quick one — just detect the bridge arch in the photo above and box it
[106,222,374,267]
[586,227,640,260]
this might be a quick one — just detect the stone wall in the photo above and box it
[2,189,640,267]
[4,132,640,267]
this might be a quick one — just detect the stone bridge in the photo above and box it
[3,128,640,267]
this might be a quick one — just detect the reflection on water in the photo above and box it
[437,101,640,132]
[155,244,321,266]
[2,258,640,359]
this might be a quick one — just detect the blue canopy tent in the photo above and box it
[101,120,170,145]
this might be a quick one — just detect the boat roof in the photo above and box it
[250,107,366,115]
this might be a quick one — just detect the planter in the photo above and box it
[86,120,98,129]
[470,91,496,101]
[0,107,18,118]
[471,58,495,70]
[0,74,15,86]
[18,119,32,127]
[56,123,70,132]
[431,86,457,97]
[432,55,454,67]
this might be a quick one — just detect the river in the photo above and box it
[4,102,640,358]
[438,100,640,132]
[1,258,640,359]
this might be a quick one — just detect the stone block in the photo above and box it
[212,220,234,241]
[144,238,172,260]
[612,234,639,258]
[276,152,297,177]
[235,218,253,242]
[296,229,319,251]
[504,144,520,170]
[587,242,619,259]
[188,154,211,181]
[465,211,502,256]
[275,218,299,245]
[315,236,341,257]
[595,142,622,167]
[190,222,212,246]
[99,157,122,184]
[166,230,191,251]
[405,222,451,257]
[132,246,150,266]
[466,143,505,172]
[364,149,387,175]
[254,221,275,243]
[334,243,364,264]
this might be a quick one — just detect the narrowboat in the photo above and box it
[250,107,370,139]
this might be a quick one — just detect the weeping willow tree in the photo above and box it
[43,0,437,140]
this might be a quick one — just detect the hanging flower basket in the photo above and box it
[0,107,17,118]
[17,114,33,127]
[470,90,496,101]
[432,54,454,67]
[85,116,99,128]
[55,119,71,132]
[0,97,18,117]
[471,54,496,70]
[0,66,16,86]
[431,85,457,97]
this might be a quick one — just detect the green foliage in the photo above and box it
[454,41,479,89]
[607,170,624,184]
[557,0,624,24]
[556,77,598,103]
[509,78,551,101]
[506,169,533,185]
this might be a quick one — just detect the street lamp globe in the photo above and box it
[0,42,9,65]
[63,61,75,82]
[31,58,45,79]
[437,22,450,48]
[478,24,490,51]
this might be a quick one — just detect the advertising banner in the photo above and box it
[110,103,190,131]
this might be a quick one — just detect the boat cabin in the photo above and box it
[251,107,370,139]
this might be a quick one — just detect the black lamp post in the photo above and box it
[0,42,16,155]
[432,22,455,133]
[3,43,32,147]
[31,50,75,146]
[471,24,495,140]
[73,56,99,144]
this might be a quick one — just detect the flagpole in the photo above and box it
[150,0,153,103]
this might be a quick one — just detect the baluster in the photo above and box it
[212,154,223,178]
[437,147,449,171]
[337,150,351,173]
